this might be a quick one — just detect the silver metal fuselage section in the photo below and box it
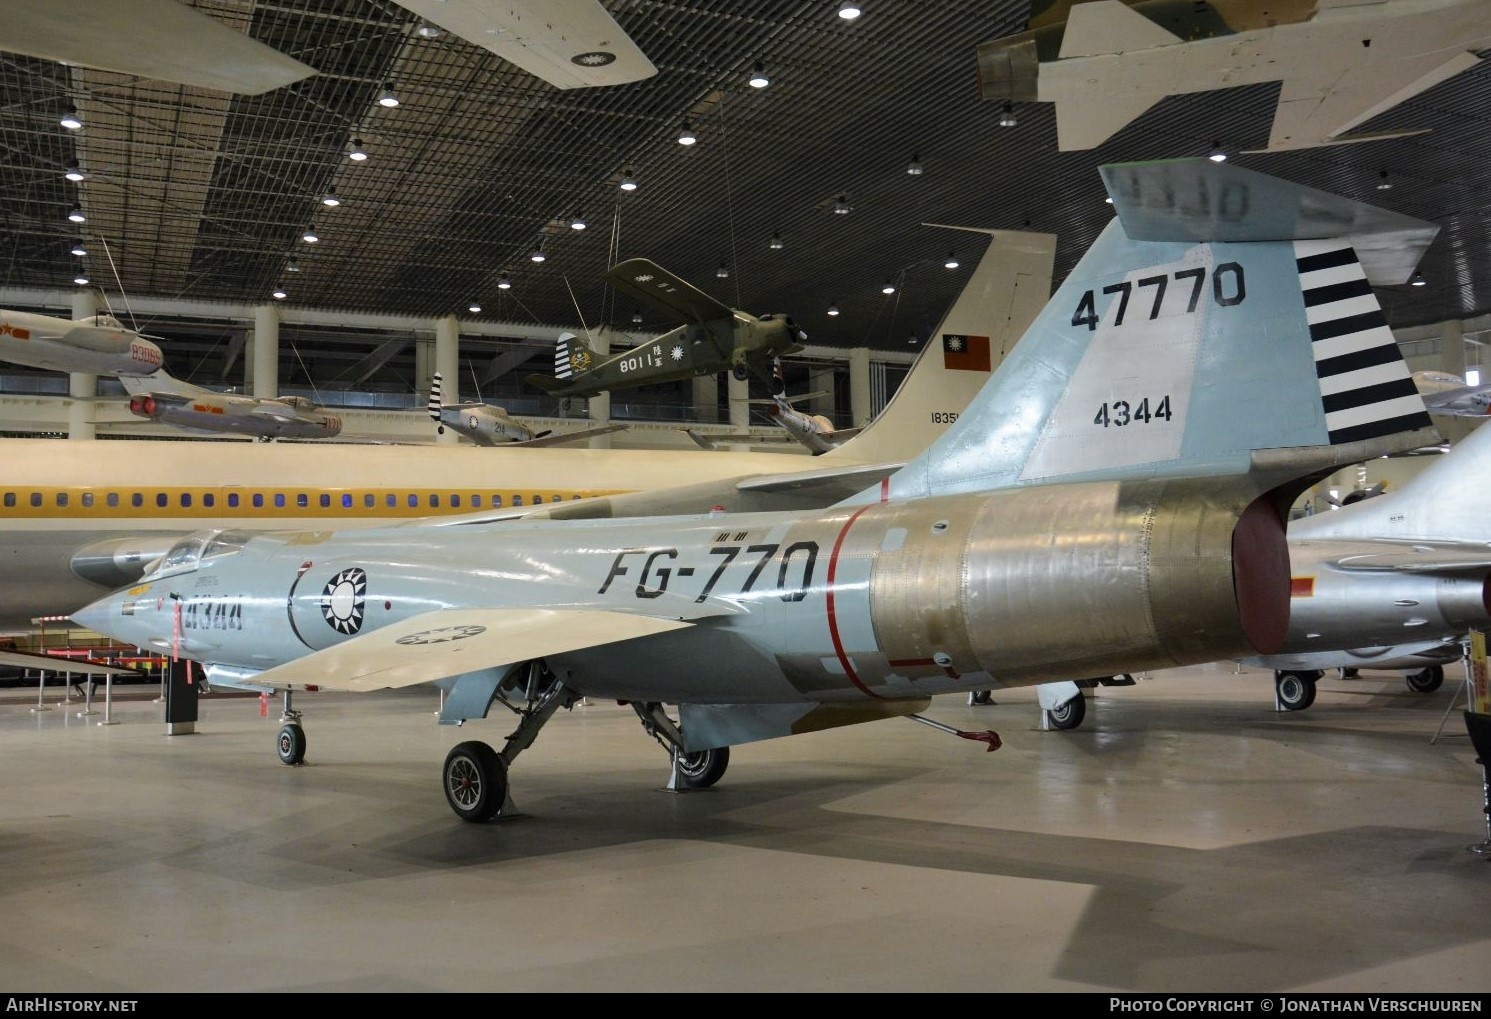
[79,473,1283,706]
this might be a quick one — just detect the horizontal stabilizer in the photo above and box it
[513,423,629,447]
[243,607,696,693]
[1298,540,1491,575]
[523,373,571,394]
[605,258,733,324]
[738,461,904,501]
[1101,159,1438,284]
[1057,0,1181,58]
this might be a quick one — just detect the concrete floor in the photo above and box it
[1,661,1488,993]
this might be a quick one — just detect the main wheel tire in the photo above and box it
[443,741,507,823]
[731,362,751,381]
[276,722,307,765]
[1339,667,1359,679]
[970,690,994,706]
[1276,672,1317,711]
[1406,665,1445,693]
[677,746,730,789]
[1047,691,1086,730]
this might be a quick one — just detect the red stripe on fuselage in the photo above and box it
[825,504,879,698]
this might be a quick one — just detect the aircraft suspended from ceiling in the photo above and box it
[0,0,656,95]
[976,0,1491,152]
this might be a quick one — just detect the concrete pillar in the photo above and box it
[243,331,255,392]
[587,328,612,449]
[726,372,750,450]
[808,368,836,421]
[1440,319,1464,376]
[434,316,459,445]
[68,290,100,439]
[414,335,432,401]
[252,304,279,399]
[848,347,872,428]
[692,374,719,423]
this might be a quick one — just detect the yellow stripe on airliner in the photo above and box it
[0,485,628,520]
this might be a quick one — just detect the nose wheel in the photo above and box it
[276,721,306,765]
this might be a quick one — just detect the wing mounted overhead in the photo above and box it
[604,258,734,325]
[0,0,316,94]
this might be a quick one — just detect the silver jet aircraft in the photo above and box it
[427,371,627,447]
[0,307,163,377]
[74,158,1442,823]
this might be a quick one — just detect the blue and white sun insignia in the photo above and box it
[670,345,684,362]
[320,567,367,634]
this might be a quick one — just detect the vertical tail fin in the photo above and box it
[871,158,1441,503]
[822,227,1057,464]
[428,372,444,422]
[554,331,593,384]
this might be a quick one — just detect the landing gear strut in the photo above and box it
[276,689,306,765]
[632,701,732,790]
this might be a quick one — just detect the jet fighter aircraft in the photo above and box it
[976,0,1491,152]
[119,369,342,441]
[0,307,163,378]
[1413,370,1491,418]
[427,372,627,447]
[74,158,1441,824]
[525,258,806,399]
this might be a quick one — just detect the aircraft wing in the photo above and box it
[510,423,629,447]
[236,607,695,693]
[0,0,316,95]
[604,258,734,325]
[1297,539,1491,575]
[1264,50,1480,151]
[0,649,140,676]
[395,0,656,89]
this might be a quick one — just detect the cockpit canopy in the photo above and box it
[146,529,254,579]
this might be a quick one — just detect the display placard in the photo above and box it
[1470,629,1488,715]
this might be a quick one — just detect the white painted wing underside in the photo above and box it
[247,607,694,692]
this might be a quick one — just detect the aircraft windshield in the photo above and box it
[147,529,249,579]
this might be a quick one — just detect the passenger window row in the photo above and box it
[0,489,589,512]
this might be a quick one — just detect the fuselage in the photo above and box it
[0,309,164,376]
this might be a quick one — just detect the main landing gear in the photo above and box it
[434,661,733,823]
[276,689,307,765]
[1406,665,1445,693]
[1274,670,1321,711]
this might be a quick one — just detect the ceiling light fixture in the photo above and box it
[907,153,923,175]
[73,274,89,286]
[321,188,340,207]
[619,171,638,191]
[63,159,85,182]
[302,226,319,243]
[908,333,919,345]
[1208,141,1228,162]
[67,203,85,223]
[998,102,1017,128]
[60,104,81,130]
[716,262,729,278]
[415,21,443,39]
[570,211,587,230]
[70,243,87,257]
[272,286,287,300]
[832,195,850,214]
[943,253,959,269]
[631,311,643,325]
[529,245,546,263]
[1376,170,1394,191]
[770,231,783,250]
[678,121,697,146]
[468,301,482,314]
[881,280,896,294]
[838,2,862,20]
[286,258,300,272]
[347,137,367,162]
[497,274,512,289]
[377,84,400,108]
[1411,271,1426,286]
[749,61,769,89]
[827,302,840,316]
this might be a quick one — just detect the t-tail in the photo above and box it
[526,331,598,395]
[865,158,1442,506]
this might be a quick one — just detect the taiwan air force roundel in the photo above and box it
[320,568,367,634]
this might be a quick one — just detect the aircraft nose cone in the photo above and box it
[70,595,115,635]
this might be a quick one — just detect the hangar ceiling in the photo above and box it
[2,0,1491,401]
